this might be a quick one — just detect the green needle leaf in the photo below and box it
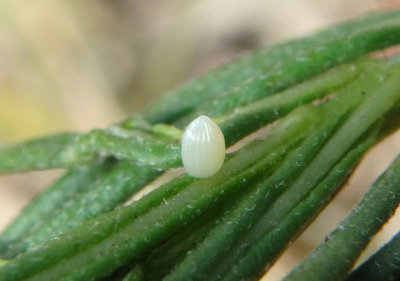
[345,230,400,281]
[283,155,400,281]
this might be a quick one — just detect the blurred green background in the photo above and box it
[0,1,400,280]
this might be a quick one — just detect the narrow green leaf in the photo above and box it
[2,161,160,259]
[0,161,115,255]
[0,133,79,173]
[0,124,181,173]
[121,265,145,281]
[71,128,181,168]
[102,264,145,281]
[144,10,400,124]
[345,231,400,281]
[142,216,219,280]
[283,155,400,281]
[218,59,369,146]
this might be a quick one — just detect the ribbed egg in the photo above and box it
[181,115,225,178]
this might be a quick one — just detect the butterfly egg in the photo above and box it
[181,115,225,178]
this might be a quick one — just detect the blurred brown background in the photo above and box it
[0,1,400,280]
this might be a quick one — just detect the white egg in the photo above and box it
[181,115,225,178]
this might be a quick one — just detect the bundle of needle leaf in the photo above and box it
[1,10,400,281]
